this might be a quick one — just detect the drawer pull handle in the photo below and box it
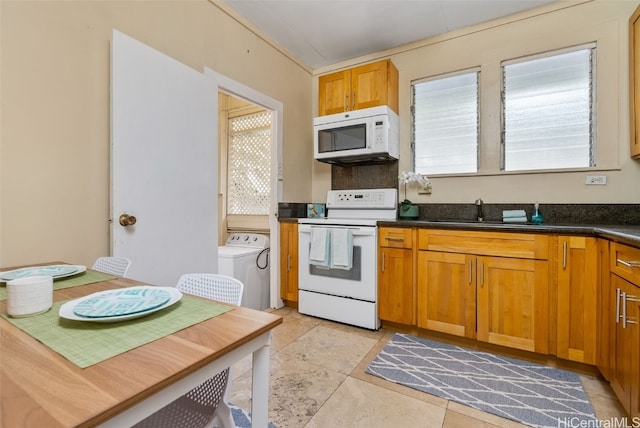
[617,258,640,268]
[616,288,622,324]
[385,236,405,242]
[621,293,640,328]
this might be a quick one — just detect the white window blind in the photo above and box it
[412,71,479,175]
[502,47,594,171]
[227,111,271,215]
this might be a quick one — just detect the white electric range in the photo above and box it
[297,188,397,330]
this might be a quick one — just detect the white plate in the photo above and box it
[59,286,182,323]
[0,265,86,282]
[73,287,172,318]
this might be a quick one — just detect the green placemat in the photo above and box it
[0,270,116,300]
[2,294,233,368]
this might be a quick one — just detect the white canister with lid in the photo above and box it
[6,275,53,317]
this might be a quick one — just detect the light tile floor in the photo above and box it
[229,307,628,428]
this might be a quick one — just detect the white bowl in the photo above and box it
[6,275,53,317]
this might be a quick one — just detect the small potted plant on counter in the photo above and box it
[399,171,430,219]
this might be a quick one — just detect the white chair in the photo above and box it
[133,274,244,428]
[92,256,131,277]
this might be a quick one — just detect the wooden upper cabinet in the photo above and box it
[318,59,399,116]
[318,70,351,116]
[630,4,640,159]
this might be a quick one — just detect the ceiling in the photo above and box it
[222,0,558,70]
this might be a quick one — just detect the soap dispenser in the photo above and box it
[531,202,544,224]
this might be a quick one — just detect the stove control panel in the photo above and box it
[326,188,397,210]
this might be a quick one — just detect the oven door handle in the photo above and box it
[298,224,375,236]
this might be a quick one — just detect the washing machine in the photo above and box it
[218,233,270,310]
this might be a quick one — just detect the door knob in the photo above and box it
[119,214,137,227]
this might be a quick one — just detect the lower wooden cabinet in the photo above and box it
[556,236,598,364]
[597,239,612,380]
[379,247,414,324]
[416,229,550,354]
[417,251,476,338]
[279,222,298,303]
[610,274,640,418]
[609,242,640,418]
[476,256,548,354]
[378,227,414,324]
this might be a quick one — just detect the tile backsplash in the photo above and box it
[331,162,398,190]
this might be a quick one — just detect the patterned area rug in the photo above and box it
[366,334,597,428]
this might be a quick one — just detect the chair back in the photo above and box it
[176,274,244,306]
[92,256,132,277]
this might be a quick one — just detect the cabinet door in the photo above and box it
[597,239,612,380]
[630,4,640,159]
[279,222,298,302]
[318,70,350,116]
[417,251,476,338]
[379,247,414,324]
[610,274,640,417]
[557,236,597,364]
[477,256,549,353]
[350,61,389,111]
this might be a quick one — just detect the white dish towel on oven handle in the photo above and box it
[309,227,330,267]
[331,228,353,270]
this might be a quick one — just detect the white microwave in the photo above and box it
[313,105,399,165]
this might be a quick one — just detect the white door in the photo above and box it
[111,30,218,286]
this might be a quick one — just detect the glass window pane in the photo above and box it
[413,72,479,175]
[503,48,594,171]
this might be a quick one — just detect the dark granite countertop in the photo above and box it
[378,220,640,246]
[279,216,640,246]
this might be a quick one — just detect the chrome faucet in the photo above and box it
[475,198,484,222]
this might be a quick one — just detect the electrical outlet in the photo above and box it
[418,183,432,194]
[585,175,607,185]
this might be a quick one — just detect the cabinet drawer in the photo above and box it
[611,242,640,285]
[418,229,549,260]
[379,227,413,249]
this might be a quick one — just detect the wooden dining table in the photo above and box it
[0,263,282,428]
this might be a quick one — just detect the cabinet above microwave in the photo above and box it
[313,106,399,166]
[318,60,399,116]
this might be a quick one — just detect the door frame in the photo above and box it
[204,68,284,309]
